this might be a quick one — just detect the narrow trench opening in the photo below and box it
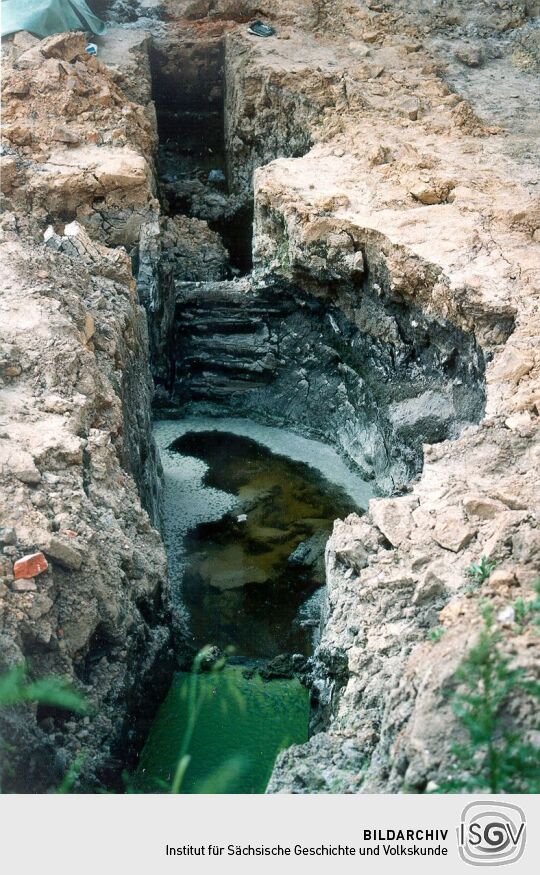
[129,39,338,794]
[150,42,253,274]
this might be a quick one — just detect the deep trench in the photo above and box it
[150,39,254,274]
[128,37,488,792]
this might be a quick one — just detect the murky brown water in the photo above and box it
[171,430,358,658]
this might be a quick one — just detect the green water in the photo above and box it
[133,665,309,794]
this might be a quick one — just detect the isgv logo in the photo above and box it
[458,801,526,866]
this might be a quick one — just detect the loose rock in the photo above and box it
[13,552,48,580]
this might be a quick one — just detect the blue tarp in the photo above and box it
[1,0,106,38]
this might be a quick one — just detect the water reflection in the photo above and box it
[171,431,358,657]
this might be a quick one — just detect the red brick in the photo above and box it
[13,552,48,579]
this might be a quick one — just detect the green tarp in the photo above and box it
[1,0,106,38]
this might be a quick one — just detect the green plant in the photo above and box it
[169,646,249,794]
[56,753,88,794]
[169,646,225,793]
[464,556,498,585]
[514,597,527,627]
[0,664,87,794]
[437,605,540,793]
[0,664,87,713]
[428,626,445,643]
[124,646,248,795]
[514,580,540,629]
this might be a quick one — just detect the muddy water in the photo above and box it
[173,429,359,657]
[134,419,372,793]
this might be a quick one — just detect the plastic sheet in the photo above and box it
[1,0,106,38]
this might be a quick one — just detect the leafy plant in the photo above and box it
[56,753,88,794]
[514,580,540,630]
[464,556,498,585]
[126,645,247,795]
[169,645,229,794]
[0,664,87,713]
[437,604,540,793]
[0,664,88,794]
[428,626,445,643]
[170,647,252,794]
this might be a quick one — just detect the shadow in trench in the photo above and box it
[150,38,254,275]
